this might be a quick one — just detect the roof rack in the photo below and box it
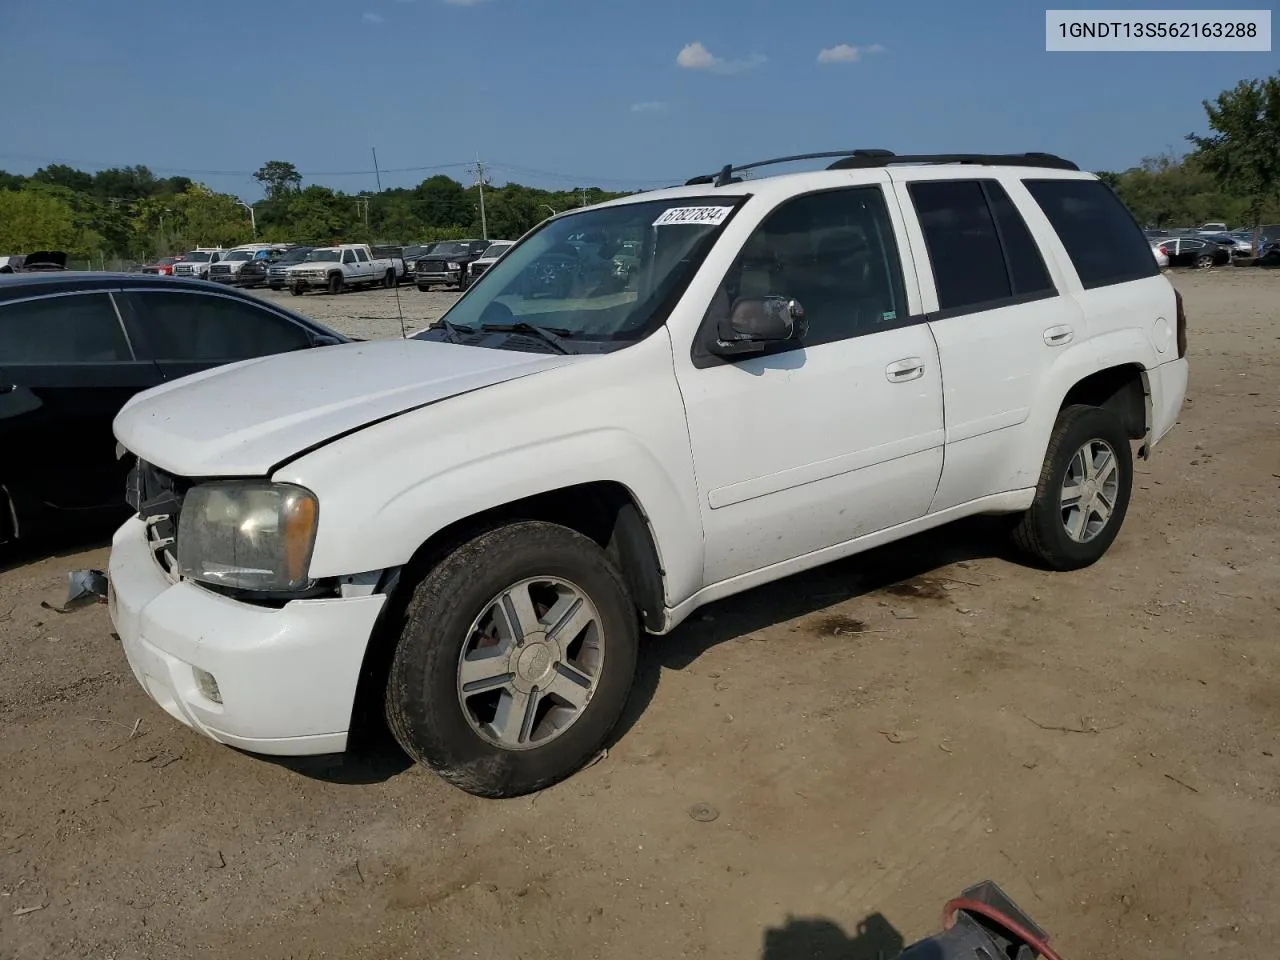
[684,150,1078,187]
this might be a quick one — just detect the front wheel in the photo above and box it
[1012,404,1133,570]
[327,272,344,295]
[1195,254,1214,269]
[417,283,431,292]
[385,521,639,798]
[290,283,305,297]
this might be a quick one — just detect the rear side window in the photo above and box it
[1023,179,1159,288]
[129,291,312,361]
[0,292,131,363]
[909,180,1011,312]
[984,182,1055,296]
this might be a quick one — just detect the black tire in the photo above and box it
[290,283,305,297]
[382,269,396,289]
[1012,404,1133,571]
[385,521,639,798]
[1195,254,1214,269]
[327,272,344,295]
[417,283,430,292]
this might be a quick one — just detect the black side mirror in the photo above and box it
[712,296,806,356]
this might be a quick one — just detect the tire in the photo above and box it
[1012,404,1133,571]
[417,284,430,292]
[327,272,344,295]
[1195,254,1214,269]
[385,521,639,798]
[290,283,305,297]
[382,269,396,289]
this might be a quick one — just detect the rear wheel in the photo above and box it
[382,269,396,289]
[385,521,639,798]
[327,272,344,295]
[1012,404,1133,571]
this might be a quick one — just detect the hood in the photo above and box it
[114,338,586,477]
[22,250,68,270]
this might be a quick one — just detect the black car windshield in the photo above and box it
[280,248,312,262]
[414,197,742,350]
[185,251,213,262]
[307,250,341,262]
[431,242,471,258]
[404,245,432,258]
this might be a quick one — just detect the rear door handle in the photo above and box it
[1043,325,1074,346]
[885,357,925,382]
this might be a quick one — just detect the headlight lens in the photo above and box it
[177,481,318,592]
[447,261,460,270]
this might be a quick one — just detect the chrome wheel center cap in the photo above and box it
[514,635,557,685]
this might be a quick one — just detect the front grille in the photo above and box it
[209,264,231,276]
[127,459,189,575]
[471,262,490,278]
[417,259,447,274]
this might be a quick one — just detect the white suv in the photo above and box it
[108,151,1188,797]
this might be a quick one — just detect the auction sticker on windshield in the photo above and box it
[653,206,734,227]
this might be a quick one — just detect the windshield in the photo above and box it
[307,249,341,262]
[185,251,213,262]
[404,245,432,258]
[280,248,312,262]
[415,197,741,350]
[431,242,471,258]
[481,243,512,259]
[225,250,254,261]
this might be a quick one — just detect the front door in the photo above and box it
[674,184,946,586]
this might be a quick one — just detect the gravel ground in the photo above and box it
[247,284,463,340]
[1,268,1278,959]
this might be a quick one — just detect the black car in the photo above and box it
[260,246,317,290]
[1158,236,1232,269]
[0,273,347,545]
[399,243,437,279]
[239,246,313,289]
[414,239,491,290]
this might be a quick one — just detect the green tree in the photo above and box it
[30,163,94,194]
[254,160,303,200]
[0,169,26,191]
[0,188,103,256]
[1188,73,1280,246]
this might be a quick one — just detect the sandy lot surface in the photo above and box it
[250,285,464,341]
[2,269,1277,959]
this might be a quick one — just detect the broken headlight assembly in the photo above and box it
[176,481,318,593]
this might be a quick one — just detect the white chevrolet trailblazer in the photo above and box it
[109,150,1189,797]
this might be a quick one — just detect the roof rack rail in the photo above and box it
[826,151,1079,172]
[685,150,894,187]
[684,150,1078,187]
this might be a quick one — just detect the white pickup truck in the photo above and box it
[109,150,1187,800]
[285,243,399,295]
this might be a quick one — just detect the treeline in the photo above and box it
[1099,153,1280,229]
[0,160,632,262]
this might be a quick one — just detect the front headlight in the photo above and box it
[447,261,460,270]
[177,481,318,592]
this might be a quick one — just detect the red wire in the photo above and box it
[941,897,1067,960]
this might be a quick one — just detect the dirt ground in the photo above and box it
[1,268,1277,959]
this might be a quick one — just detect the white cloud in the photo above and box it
[362,11,384,22]
[631,100,667,113]
[817,43,885,63]
[677,41,766,75]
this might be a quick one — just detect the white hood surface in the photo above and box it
[114,338,585,477]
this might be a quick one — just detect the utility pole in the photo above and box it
[473,156,489,240]
[371,147,382,193]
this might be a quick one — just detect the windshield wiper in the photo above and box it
[480,321,574,355]
[430,318,475,344]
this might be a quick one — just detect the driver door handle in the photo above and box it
[885,358,925,383]
[1044,324,1074,346]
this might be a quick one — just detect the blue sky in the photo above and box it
[0,0,1274,200]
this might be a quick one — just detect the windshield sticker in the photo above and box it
[652,206,734,227]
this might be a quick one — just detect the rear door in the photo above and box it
[890,173,1085,511]
[117,288,318,381]
[0,289,161,512]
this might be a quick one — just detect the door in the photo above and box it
[118,288,316,381]
[675,185,945,585]
[0,290,162,515]
[354,247,373,282]
[892,175,1085,511]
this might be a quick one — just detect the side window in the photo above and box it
[705,186,909,349]
[0,293,131,363]
[984,182,1055,296]
[342,250,356,265]
[355,249,370,263]
[129,292,312,361]
[909,180,1011,312]
[211,253,221,263]
[1022,179,1160,288]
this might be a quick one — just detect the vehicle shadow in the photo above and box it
[611,516,1019,748]
[0,522,117,576]
[761,911,907,960]
[264,740,414,786]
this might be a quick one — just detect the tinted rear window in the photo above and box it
[909,180,1011,311]
[1023,179,1159,289]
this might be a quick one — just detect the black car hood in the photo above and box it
[23,251,68,270]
